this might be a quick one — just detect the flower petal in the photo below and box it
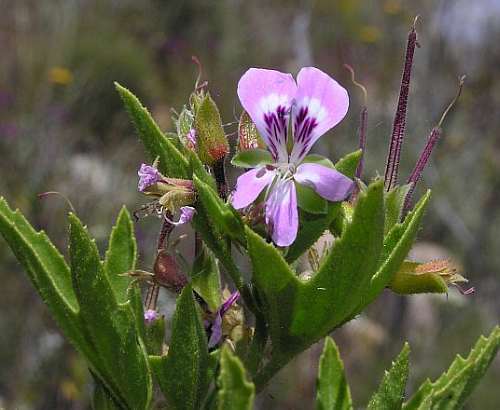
[208,312,223,348]
[231,167,275,209]
[290,67,349,163]
[266,179,298,246]
[237,68,297,161]
[294,163,354,202]
[138,163,162,192]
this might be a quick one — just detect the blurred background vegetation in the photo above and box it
[1,0,499,408]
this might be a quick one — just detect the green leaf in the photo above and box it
[195,93,229,165]
[385,184,412,235]
[69,214,152,410]
[217,345,255,410]
[150,285,209,410]
[144,316,166,356]
[367,343,410,410]
[231,149,273,168]
[193,174,245,242]
[245,225,302,352]
[404,326,500,410]
[247,180,384,357]
[191,244,222,312]
[0,198,91,364]
[316,337,353,410]
[296,183,328,214]
[92,377,122,410]
[103,206,137,304]
[292,179,385,339]
[115,82,189,178]
[191,204,244,290]
[285,150,362,263]
[359,191,431,311]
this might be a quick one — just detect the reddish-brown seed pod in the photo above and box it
[153,249,187,293]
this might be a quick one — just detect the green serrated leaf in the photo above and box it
[404,326,500,410]
[191,244,222,312]
[247,180,384,357]
[193,174,246,245]
[0,198,93,368]
[367,343,410,410]
[103,206,137,304]
[191,205,244,290]
[115,82,189,178]
[358,191,431,312]
[316,337,353,410]
[245,226,302,352]
[292,180,384,338]
[69,213,152,410]
[150,285,209,410]
[385,184,412,235]
[231,149,273,168]
[217,345,255,410]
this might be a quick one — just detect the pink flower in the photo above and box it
[231,67,354,246]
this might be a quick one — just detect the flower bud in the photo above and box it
[194,93,229,166]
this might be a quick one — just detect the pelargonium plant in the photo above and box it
[0,21,498,410]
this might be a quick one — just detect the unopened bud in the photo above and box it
[194,93,229,165]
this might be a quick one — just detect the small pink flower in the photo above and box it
[137,164,162,192]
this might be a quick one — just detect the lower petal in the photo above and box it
[294,163,354,202]
[266,180,298,247]
[231,167,274,209]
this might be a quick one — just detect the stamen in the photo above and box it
[384,16,420,191]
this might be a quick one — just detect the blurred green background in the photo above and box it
[1,0,499,408]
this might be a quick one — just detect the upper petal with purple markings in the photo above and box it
[237,68,297,161]
[290,67,349,163]
[294,163,354,201]
[231,167,275,209]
